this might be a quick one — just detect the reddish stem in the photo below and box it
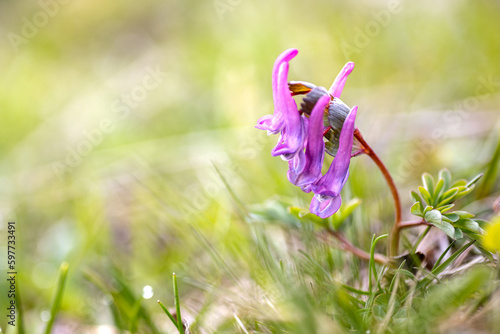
[325,229,389,265]
[353,128,402,258]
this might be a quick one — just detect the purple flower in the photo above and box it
[310,105,357,218]
[255,49,305,160]
[288,95,330,187]
[257,48,359,219]
[269,63,305,160]
[329,62,355,98]
[256,49,299,134]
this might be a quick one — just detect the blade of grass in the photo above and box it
[157,300,178,327]
[432,240,456,271]
[410,226,431,254]
[234,313,250,334]
[432,240,475,276]
[173,273,184,333]
[43,262,69,334]
[377,268,401,334]
[369,234,388,293]
[129,298,142,333]
[82,269,124,331]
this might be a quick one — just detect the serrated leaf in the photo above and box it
[439,169,452,190]
[454,219,482,234]
[410,202,423,216]
[454,211,475,219]
[454,228,464,239]
[418,186,432,205]
[422,173,435,197]
[444,213,459,222]
[437,204,454,213]
[434,178,445,201]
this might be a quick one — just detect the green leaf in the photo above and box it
[410,202,423,216]
[455,211,475,219]
[418,186,432,205]
[436,188,459,206]
[454,227,464,239]
[44,262,69,334]
[433,178,445,201]
[424,209,442,224]
[173,273,184,333]
[393,269,416,280]
[422,173,435,197]
[451,179,467,187]
[443,213,459,222]
[465,173,483,188]
[431,240,475,276]
[432,241,456,270]
[424,209,441,224]
[454,219,482,234]
[410,190,423,205]
[437,204,454,213]
[439,169,452,190]
[425,210,455,238]
[423,205,434,215]
[474,219,490,230]
[158,301,178,328]
[289,206,324,226]
[331,198,362,229]
[455,186,474,200]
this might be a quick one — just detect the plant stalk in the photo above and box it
[353,128,402,258]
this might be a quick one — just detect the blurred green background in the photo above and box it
[0,0,499,332]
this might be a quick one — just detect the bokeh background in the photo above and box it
[0,0,499,332]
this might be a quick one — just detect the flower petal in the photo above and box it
[328,62,354,98]
[310,194,342,218]
[271,62,305,158]
[255,49,299,134]
[312,105,357,197]
[288,95,330,186]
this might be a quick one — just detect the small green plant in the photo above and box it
[157,273,185,334]
[409,170,492,258]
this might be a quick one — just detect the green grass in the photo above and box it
[0,0,499,333]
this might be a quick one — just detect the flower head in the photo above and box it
[257,49,358,218]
